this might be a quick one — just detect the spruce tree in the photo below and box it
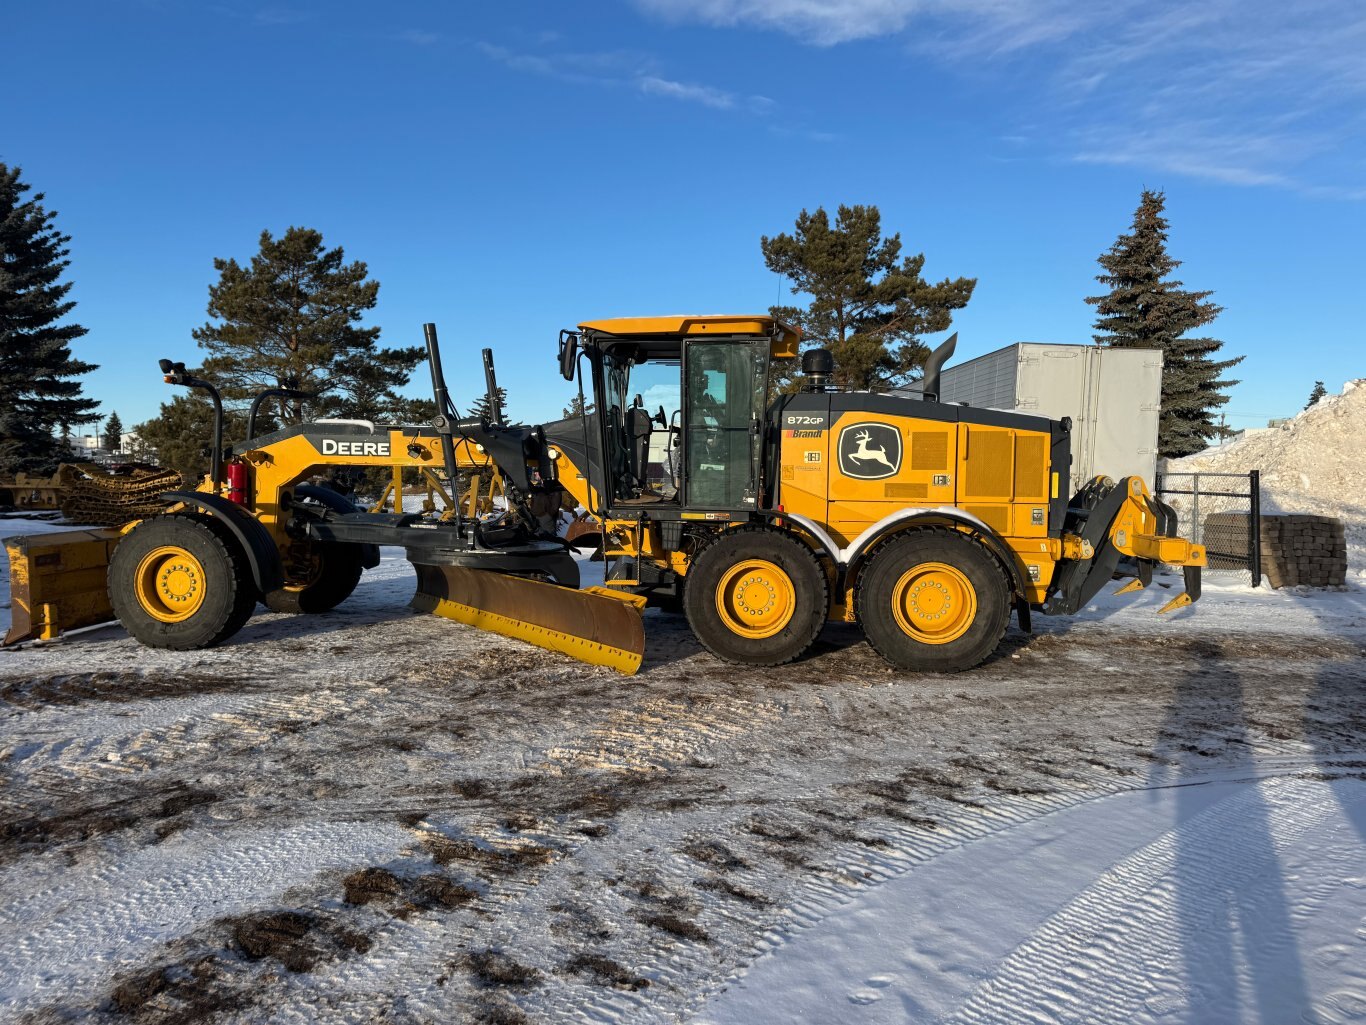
[1086,190,1242,458]
[194,227,423,423]
[561,394,593,419]
[468,387,509,425]
[1305,381,1327,410]
[0,163,100,473]
[762,205,975,391]
[104,410,123,453]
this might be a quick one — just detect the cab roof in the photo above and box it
[577,315,801,357]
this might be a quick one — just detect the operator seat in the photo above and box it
[626,402,653,492]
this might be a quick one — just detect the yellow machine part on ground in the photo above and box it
[3,529,124,645]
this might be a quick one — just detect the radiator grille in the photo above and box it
[964,430,1013,498]
[965,505,1010,534]
[1014,435,1047,499]
[884,482,928,500]
[911,431,949,471]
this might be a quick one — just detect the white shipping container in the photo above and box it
[929,344,1163,493]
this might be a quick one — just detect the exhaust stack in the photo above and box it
[920,332,958,403]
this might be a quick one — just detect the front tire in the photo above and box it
[109,514,257,649]
[855,528,1011,672]
[684,526,828,666]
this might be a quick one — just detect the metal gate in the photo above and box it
[1154,470,1262,586]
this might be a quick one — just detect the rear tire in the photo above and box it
[109,513,257,649]
[263,542,364,614]
[684,526,828,666]
[855,529,1011,672]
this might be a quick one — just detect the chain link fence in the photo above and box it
[1154,470,1262,587]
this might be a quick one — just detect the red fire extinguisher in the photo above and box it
[225,461,251,506]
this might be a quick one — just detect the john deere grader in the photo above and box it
[2,317,1205,674]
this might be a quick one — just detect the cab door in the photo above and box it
[682,339,768,510]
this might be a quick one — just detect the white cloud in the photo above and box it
[477,42,775,115]
[395,29,439,46]
[635,0,919,45]
[639,75,737,109]
[252,6,310,26]
[632,0,1366,199]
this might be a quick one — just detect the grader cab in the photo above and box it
[3,315,1205,674]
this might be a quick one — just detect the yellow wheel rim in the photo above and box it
[714,559,796,640]
[891,561,976,645]
[134,545,207,623]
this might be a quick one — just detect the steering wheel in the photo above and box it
[653,405,667,428]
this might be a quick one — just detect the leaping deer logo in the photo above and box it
[838,423,902,479]
[849,429,895,471]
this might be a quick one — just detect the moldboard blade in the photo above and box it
[411,564,645,674]
[3,529,123,645]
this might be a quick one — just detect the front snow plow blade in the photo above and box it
[1044,476,1206,617]
[3,528,124,645]
[411,564,647,674]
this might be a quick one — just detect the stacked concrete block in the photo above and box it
[1201,511,1347,587]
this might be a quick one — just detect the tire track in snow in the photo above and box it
[543,695,780,773]
[937,776,1359,1025]
[2,687,379,784]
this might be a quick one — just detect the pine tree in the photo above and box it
[561,394,594,419]
[104,410,123,453]
[761,205,975,391]
[0,163,100,473]
[1305,381,1327,410]
[194,227,424,423]
[1086,190,1242,458]
[468,387,509,425]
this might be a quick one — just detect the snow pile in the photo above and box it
[1165,380,1366,573]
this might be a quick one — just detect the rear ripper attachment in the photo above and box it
[1044,475,1205,617]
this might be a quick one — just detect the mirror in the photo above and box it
[558,331,579,381]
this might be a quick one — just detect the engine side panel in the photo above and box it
[774,392,1064,602]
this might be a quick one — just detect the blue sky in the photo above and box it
[7,0,1364,436]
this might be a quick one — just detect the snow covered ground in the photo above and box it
[3,516,1366,1024]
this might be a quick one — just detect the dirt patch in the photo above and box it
[106,956,238,1022]
[682,839,749,870]
[0,671,252,709]
[110,968,171,1012]
[564,953,651,990]
[473,998,532,1025]
[464,949,542,988]
[342,867,403,906]
[158,788,219,818]
[2,784,222,863]
[411,872,477,910]
[694,876,772,906]
[230,911,322,973]
[2,799,138,861]
[424,834,556,875]
[638,911,710,944]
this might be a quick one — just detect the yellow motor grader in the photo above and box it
[3,317,1205,674]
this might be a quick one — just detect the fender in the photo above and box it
[292,484,382,569]
[162,490,285,593]
[778,507,1029,597]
